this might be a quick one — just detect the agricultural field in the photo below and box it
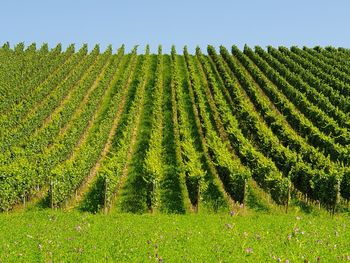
[1,42,350,261]
[1,43,350,214]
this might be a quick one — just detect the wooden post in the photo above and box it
[285,183,291,214]
[331,205,335,218]
[196,183,200,214]
[23,191,26,208]
[243,178,248,207]
[50,180,54,209]
[151,179,155,214]
[104,178,108,214]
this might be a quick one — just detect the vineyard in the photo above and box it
[1,43,350,214]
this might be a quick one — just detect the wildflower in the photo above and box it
[75,225,82,232]
[277,258,281,262]
[240,203,244,208]
[245,247,253,254]
[296,216,301,220]
[285,260,290,263]
[225,223,233,229]
[230,211,235,216]
[287,234,292,241]
[38,244,43,250]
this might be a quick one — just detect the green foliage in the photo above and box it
[0,43,348,213]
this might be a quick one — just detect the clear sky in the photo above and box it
[1,0,349,54]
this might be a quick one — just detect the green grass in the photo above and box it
[0,210,349,262]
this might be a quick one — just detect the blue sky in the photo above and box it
[0,0,349,53]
